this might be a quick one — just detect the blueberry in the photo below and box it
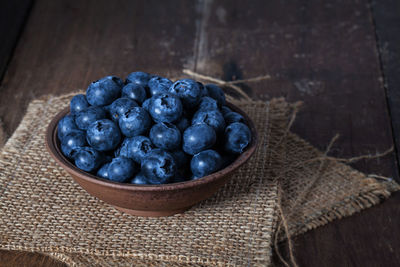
[97,162,111,179]
[190,149,222,178]
[224,122,252,154]
[224,111,245,125]
[61,144,75,159]
[57,114,78,140]
[126,71,151,87]
[142,98,151,111]
[73,146,104,172]
[119,136,154,163]
[118,107,152,137]
[205,84,226,106]
[75,106,107,130]
[149,93,183,123]
[170,150,189,168]
[107,97,138,122]
[61,130,87,158]
[122,83,147,104]
[141,149,176,184]
[182,124,216,155]
[108,157,139,183]
[175,116,190,132]
[70,94,89,114]
[169,79,201,108]
[197,81,209,97]
[86,119,121,151]
[220,105,232,116]
[86,76,122,106]
[148,76,173,97]
[149,122,181,150]
[130,172,150,185]
[198,96,218,111]
[108,76,124,87]
[192,109,226,134]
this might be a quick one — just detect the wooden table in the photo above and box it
[1,0,399,266]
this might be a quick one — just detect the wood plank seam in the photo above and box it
[367,0,400,178]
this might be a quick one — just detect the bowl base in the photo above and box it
[115,206,192,217]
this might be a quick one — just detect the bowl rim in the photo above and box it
[45,102,258,192]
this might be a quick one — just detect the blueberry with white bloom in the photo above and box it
[224,122,251,154]
[86,119,121,151]
[169,79,202,108]
[118,107,152,137]
[86,76,123,106]
[70,94,89,114]
[148,93,183,123]
[190,149,222,178]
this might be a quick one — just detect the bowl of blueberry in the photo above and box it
[46,72,257,216]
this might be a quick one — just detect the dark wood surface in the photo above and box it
[371,0,400,174]
[0,0,399,266]
[0,0,32,82]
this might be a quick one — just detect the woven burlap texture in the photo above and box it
[0,93,286,266]
[0,93,398,266]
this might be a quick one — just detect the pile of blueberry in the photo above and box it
[57,72,252,185]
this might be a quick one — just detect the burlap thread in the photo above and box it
[0,91,398,266]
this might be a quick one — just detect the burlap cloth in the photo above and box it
[0,93,398,266]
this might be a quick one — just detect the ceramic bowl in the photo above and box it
[45,103,258,217]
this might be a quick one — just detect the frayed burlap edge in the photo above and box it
[0,94,286,267]
[281,133,400,239]
[1,91,399,267]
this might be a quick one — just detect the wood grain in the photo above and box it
[0,0,399,266]
[370,0,400,175]
[0,0,198,136]
[0,0,32,82]
[0,250,65,267]
[275,192,400,267]
[193,0,397,181]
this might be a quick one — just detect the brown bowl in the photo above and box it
[45,103,258,217]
